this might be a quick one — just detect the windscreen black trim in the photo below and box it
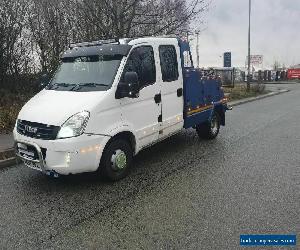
[61,44,132,59]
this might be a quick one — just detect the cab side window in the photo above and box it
[159,45,179,82]
[122,46,156,88]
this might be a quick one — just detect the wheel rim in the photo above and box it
[111,149,127,170]
[211,115,219,135]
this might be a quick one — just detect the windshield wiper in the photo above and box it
[71,82,109,91]
[78,83,109,87]
[56,82,74,87]
[47,82,74,90]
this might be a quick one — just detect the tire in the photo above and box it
[98,138,133,181]
[196,112,220,140]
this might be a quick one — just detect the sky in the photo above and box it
[189,0,300,69]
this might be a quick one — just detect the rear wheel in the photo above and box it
[196,112,220,139]
[99,138,133,181]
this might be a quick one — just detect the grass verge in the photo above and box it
[224,83,270,102]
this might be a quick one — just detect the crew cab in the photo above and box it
[14,37,230,180]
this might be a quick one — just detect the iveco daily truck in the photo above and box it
[14,37,229,180]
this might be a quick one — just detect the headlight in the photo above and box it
[57,111,90,139]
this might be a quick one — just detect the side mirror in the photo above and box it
[116,72,139,99]
[125,72,139,97]
[40,73,50,87]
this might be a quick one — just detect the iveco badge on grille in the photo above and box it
[25,125,38,133]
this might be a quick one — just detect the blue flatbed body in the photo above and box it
[177,38,228,129]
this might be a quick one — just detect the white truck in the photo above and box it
[14,37,229,181]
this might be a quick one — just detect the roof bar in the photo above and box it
[69,39,119,49]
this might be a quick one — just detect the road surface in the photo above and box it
[0,84,299,249]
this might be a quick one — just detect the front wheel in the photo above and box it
[98,138,133,181]
[196,112,220,140]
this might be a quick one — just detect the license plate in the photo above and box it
[23,159,42,171]
[17,143,36,160]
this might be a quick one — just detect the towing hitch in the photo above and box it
[46,170,60,178]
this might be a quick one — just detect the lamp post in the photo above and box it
[247,0,251,91]
[196,31,200,68]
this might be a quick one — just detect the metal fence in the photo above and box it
[200,67,289,86]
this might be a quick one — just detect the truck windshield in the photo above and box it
[47,55,123,92]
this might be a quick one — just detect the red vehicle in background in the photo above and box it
[287,65,300,79]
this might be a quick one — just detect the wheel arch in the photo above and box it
[97,131,135,181]
[105,131,137,155]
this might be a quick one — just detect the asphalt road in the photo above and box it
[0,84,299,249]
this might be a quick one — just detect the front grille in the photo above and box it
[17,120,60,140]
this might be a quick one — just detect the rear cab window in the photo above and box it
[159,45,179,82]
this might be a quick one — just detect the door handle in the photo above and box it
[177,88,183,97]
[154,93,161,104]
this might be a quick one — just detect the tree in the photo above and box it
[1,0,210,77]
[71,0,208,39]
[0,0,28,80]
[28,0,75,73]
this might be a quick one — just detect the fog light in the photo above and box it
[66,153,71,164]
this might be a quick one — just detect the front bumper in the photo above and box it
[14,130,110,175]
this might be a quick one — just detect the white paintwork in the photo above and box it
[119,42,161,150]
[14,130,109,175]
[18,89,107,126]
[159,41,184,139]
[14,37,185,175]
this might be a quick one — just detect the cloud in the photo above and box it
[190,0,300,68]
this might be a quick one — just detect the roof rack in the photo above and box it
[151,35,178,39]
[69,39,119,49]
[69,35,181,49]
[121,35,178,41]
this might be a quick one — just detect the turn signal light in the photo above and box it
[80,145,101,154]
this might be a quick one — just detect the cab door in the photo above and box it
[158,44,184,138]
[119,45,161,150]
